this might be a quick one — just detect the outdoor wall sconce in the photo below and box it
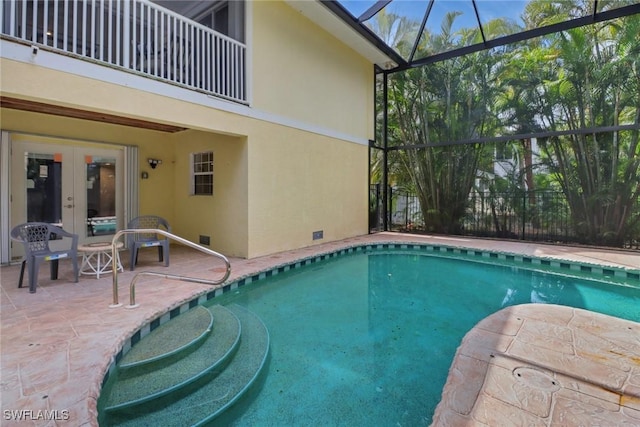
[148,158,162,169]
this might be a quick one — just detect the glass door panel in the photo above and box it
[25,152,63,224]
[86,155,118,238]
[11,142,75,256]
[75,146,123,244]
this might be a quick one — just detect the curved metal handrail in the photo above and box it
[109,229,231,308]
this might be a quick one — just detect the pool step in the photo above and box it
[119,305,214,373]
[103,305,241,412]
[101,304,270,426]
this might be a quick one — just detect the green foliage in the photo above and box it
[376,3,640,247]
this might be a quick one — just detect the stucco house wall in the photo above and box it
[0,0,373,260]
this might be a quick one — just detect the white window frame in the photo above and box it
[190,151,214,196]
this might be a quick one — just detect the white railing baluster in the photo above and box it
[228,42,232,99]
[171,16,176,81]
[223,39,228,98]
[131,0,136,70]
[180,19,185,82]
[240,46,245,100]
[207,32,213,92]
[224,38,228,96]
[137,2,142,71]
[2,0,247,103]
[183,18,187,82]
[140,3,144,67]
[72,0,78,54]
[231,42,235,99]
[107,0,112,63]
[43,0,49,46]
[90,0,96,58]
[229,41,234,99]
[116,0,121,66]
[234,44,238,99]
[189,24,194,85]
[178,18,183,82]
[20,0,26,39]
[167,16,178,81]
[138,2,142,69]
[215,36,221,94]
[238,46,243,100]
[123,0,129,68]
[153,8,158,76]
[159,12,165,77]
[144,2,150,73]
[195,27,200,87]
[228,41,232,99]
[213,33,217,93]
[236,45,241,99]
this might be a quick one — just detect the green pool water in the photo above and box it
[210,249,640,426]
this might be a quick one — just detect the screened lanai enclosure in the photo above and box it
[335,0,640,249]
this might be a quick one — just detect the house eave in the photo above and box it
[283,0,398,70]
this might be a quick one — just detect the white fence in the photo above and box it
[0,0,246,103]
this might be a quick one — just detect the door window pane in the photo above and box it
[86,156,117,237]
[26,152,62,224]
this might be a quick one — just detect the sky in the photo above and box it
[339,0,529,29]
[338,0,530,56]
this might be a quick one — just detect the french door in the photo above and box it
[10,140,124,259]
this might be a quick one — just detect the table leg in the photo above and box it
[79,244,124,278]
[97,251,103,279]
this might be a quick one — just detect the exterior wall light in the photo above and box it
[148,158,162,169]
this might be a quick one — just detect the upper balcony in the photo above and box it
[0,0,247,104]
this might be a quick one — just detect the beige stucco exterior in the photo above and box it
[252,0,374,137]
[0,0,373,260]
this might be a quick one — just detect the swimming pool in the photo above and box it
[100,244,640,426]
[212,246,639,425]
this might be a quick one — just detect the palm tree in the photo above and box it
[533,10,640,245]
[375,0,639,246]
[387,12,503,234]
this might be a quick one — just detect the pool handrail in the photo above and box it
[109,229,231,308]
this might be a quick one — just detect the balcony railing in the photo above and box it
[0,0,247,104]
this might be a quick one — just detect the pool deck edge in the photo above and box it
[430,304,640,426]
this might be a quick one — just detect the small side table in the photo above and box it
[79,242,124,279]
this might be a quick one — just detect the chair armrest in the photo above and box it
[51,227,79,249]
[51,227,75,239]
